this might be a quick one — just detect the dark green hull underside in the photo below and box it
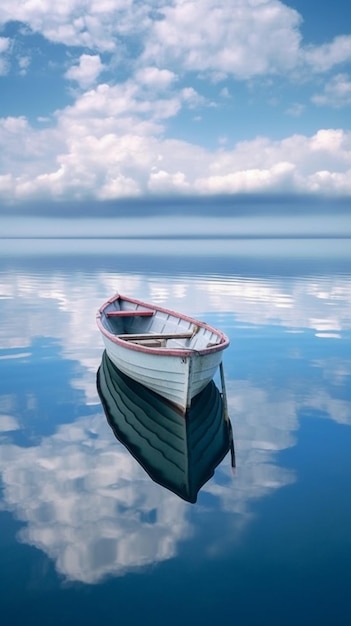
[97,351,233,503]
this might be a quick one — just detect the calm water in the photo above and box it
[1,237,351,626]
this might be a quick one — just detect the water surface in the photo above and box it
[1,237,351,625]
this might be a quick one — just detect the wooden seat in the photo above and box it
[130,339,167,347]
[106,310,154,318]
[118,331,193,341]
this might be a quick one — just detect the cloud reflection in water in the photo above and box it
[0,255,350,583]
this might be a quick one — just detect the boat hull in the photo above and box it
[101,333,224,411]
[97,293,229,412]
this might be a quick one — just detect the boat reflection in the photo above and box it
[97,350,235,503]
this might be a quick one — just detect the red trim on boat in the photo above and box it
[96,292,230,356]
[106,310,154,317]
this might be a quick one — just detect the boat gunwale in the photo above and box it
[96,293,230,357]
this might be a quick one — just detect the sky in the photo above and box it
[0,0,351,213]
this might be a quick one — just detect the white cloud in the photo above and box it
[0,0,146,51]
[286,102,305,117]
[193,129,351,195]
[306,169,351,195]
[18,55,31,75]
[194,161,297,194]
[1,98,351,200]
[135,66,177,89]
[0,36,9,53]
[303,35,351,73]
[0,2,351,201]
[65,54,104,89]
[308,128,348,159]
[1,1,346,80]
[312,73,351,108]
[143,0,302,79]
[0,36,10,75]
[0,414,19,432]
[181,86,208,108]
[148,168,191,193]
[66,81,181,124]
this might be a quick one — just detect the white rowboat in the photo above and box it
[96,293,230,412]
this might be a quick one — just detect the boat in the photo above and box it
[97,351,234,503]
[96,293,230,412]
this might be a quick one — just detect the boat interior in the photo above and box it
[103,299,221,350]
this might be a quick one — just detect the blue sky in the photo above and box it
[0,0,351,210]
